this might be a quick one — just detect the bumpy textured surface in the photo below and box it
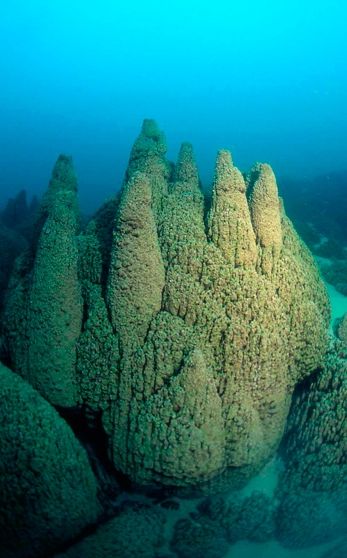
[107,171,165,352]
[321,258,347,296]
[55,505,165,558]
[337,312,347,345]
[0,223,27,311]
[2,120,330,490]
[1,189,39,240]
[276,340,347,548]
[0,362,101,558]
[171,517,229,558]
[77,199,120,412]
[0,189,39,317]
[192,492,276,544]
[101,120,329,488]
[321,538,347,558]
[3,155,82,406]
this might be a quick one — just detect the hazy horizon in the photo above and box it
[1,0,346,213]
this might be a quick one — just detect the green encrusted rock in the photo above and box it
[0,363,101,558]
[0,223,27,312]
[276,340,347,547]
[2,155,82,407]
[77,219,119,411]
[337,312,347,345]
[321,538,347,558]
[101,126,329,488]
[125,118,171,218]
[54,505,165,558]
[208,150,257,268]
[130,349,224,484]
[159,141,205,271]
[107,171,165,352]
[195,491,276,544]
[170,517,229,558]
[2,121,330,491]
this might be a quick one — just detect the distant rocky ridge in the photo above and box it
[279,171,347,255]
[280,172,347,298]
[0,190,38,312]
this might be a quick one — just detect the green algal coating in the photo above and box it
[321,538,347,558]
[54,506,165,558]
[208,149,257,268]
[2,121,331,491]
[0,363,101,558]
[28,200,81,404]
[247,163,282,274]
[159,141,205,271]
[125,118,171,218]
[101,122,329,489]
[337,312,347,345]
[2,251,32,378]
[130,348,224,484]
[0,222,27,312]
[107,171,165,352]
[77,220,119,411]
[2,155,82,407]
[276,340,347,548]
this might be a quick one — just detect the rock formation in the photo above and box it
[0,222,27,313]
[0,362,101,558]
[54,504,165,558]
[0,190,39,317]
[321,538,347,558]
[171,517,229,558]
[2,155,82,406]
[276,339,347,547]
[1,190,30,230]
[190,491,276,544]
[2,120,330,491]
[337,312,347,345]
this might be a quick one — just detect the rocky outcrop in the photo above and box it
[2,155,82,406]
[1,189,39,233]
[0,190,39,318]
[102,121,329,489]
[276,340,347,548]
[321,258,347,296]
[321,538,347,558]
[2,120,330,491]
[107,171,165,352]
[0,363,101,558]
[54,504,165,558]
[0,223,27,312]
[171,517,229,558]
[337,312,347,345]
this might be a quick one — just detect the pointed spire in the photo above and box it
[48,154,77,194]
[214,149,243,192]
[173,142,200,187]
[208,150,257,267]
[125,120,170,219]
[129,347,225,483]
[141,118,162,140]
[34,154,78,236]
[126,119,167,178]
[159,142,205,270]
[107,171,165,352]
[26,155,82,406]
[248,163,282,251]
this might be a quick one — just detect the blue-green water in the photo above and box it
[0,1,346,212]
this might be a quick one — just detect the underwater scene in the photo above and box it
[0,2,346,558]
